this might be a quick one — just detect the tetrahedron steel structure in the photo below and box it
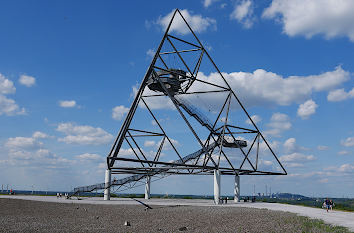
[74,9,286,194]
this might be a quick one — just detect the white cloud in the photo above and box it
[98,162,106,169]
[146,49,155,59]
[230,0,255,28]
[283,137,308,154]
[297,99,318,119]
[337,164,354,173]
[118,148,135,156]
[112,105,129,121]
[327,88,354,102]
[32,131,50,139]
[0,74,25,116]
[5,137,42,150]
[262,160,273,166]
[0,74,16,94]
[338,150,350,155]
[280,152,315,163]
[56,122,113,145]
[156,9,216,35]
[246,114,261,124]
[259,140,279,152]
[75,153,102,161]
[0,95,26,116]
[59,100,77,108]
[263,0,354,42]
[141,88,174,110]
[144,140,156,147]
[19,75,36,87]
[141,67,350,112]
[203,0,219,8]
[194,66,349,108]
[8,149,71,167]
[159,138,180,151]
[283,138,296,153]
[324,164,354,175]
[341,137,354,147]
[264,113,291,137]
[317,145,329,151]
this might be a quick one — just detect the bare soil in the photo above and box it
[0,198,349,232]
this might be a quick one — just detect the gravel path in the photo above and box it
[0,197,350,232]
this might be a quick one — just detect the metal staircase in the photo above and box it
[174,97,214,132]
[71,141,218,196]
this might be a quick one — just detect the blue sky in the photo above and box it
[0,0,353,197]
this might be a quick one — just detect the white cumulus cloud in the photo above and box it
[75,153,102,161]
[203,0,219,8]
[264,113,291,137]
[19,75,36,87]
[341,137,354,147]
[245,114,262,124]
[280,152,315,163]
[283,138,296,153]
[140,67,350,112]
[193,66,349,108]
[146,49,155,59]
[2,132,74,169]
[5,147,71,169]
[5,137,42,150]
[230,0,255,28]
[283,137,307,153]
[144,140,156,147]
[0,74,25,116]
[56,122,113,145]
[59,100,77,108]
[327,88,354,102]
[263,0,354,42]
[0,74,16,94]
[338,164,354,173]
[338,150,350,155]
[112,105,129,121]
[155,9,216,35]
[32,131,50,139]
[297,99,318,119]
[0,95,26,116]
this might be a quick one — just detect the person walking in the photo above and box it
[330,199,334,210]
[325,198,331,212]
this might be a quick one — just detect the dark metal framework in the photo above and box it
[73,9,286,194]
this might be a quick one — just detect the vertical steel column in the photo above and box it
[214,169,221,204]
[145,176,151,199]
[234,175,240,203]
[104,169,111,201]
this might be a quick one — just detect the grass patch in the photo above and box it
[299,216,351,233]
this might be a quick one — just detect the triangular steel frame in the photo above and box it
[107,9,287,178]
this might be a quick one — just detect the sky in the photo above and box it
[0,0,353,197]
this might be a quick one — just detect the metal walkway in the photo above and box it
[72,141,218,195]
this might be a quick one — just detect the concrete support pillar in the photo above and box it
[214,169,221,204]
[104,169,111,201]
[145,176,151,199]
[234,175,240,203]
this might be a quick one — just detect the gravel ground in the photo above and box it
[0,198,349,233]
